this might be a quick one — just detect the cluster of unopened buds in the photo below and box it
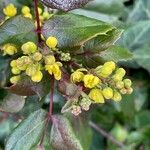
[1,3,133,117]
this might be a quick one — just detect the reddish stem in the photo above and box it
[48,76,55,118]
[34,0,42,43]
[38,76,55,149]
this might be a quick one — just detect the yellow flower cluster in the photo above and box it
[71,69,100,88]
[3,3,17,18]
[9,36,62,84]
[70,61,133,105]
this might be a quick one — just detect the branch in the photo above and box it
[89,121,125,148]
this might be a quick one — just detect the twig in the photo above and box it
[34,0,42,43]
[48,76,55,118]
[89,121,125,148]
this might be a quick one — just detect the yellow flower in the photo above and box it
[102,87,113,99]
[21,6,30,15]
[46,36,58,49]
[89,89,104,103]
[45,63,62,80]
[45,55,62,80]
[2,44,17,55]
[31,71,43,82]
[21,42,37,54]
[71,71,84,83]
[83,74,100,88]
[3,3,17,17]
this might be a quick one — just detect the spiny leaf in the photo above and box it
[40,0,91,12]
[51,115,83,150]
[6,109,47,150]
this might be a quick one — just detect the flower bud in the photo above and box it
[120,88,127,95]
[71,105,81,116]
[26,65,37,77]
[104,61,116,70]
[89,89,104,103]
[123,79,132,88]
[21,6,30,15]
[10,75,20,84]
[116,68,126,76]
[43,12,52,20]
[46,36,58,49]
[31,71,43,82]
[21,42,37,54]
[11,67,21,75]
[102,87,113,99]
[2,44,17,55]
[80,97,91,111]
[38,7,42,15]
[116,81,124,89]
[126,87,133,94]
[32,52,42,61]
[112,91,122,102]
[44,55,55,65]
[10,60,17,67]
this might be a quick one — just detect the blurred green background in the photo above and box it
[0,0,150,149]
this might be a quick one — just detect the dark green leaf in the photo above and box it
[99,45,133,62]
[42,13,114,50]
[0,15,37,46]
[0,92,25,113]
[6,109,47,150]
[50,115,83,150]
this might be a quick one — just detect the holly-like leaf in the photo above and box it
[40,0,91,12]
[42,13,114,50]
[5,109,47,150]
[6,74,50,98]
[0,15,37,46]
[0,92,25,113]
[99,45,133,62]
[50,115,83,150]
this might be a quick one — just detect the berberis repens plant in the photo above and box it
[0,0,133,149]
